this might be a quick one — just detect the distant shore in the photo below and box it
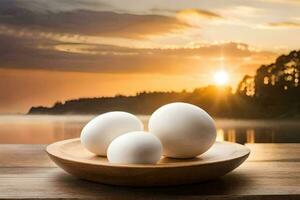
[27,87,300,119]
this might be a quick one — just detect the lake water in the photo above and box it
[0,115,300,144]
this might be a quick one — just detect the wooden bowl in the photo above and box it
[46,138,250,186]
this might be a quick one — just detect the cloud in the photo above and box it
[0,0,280,76]
[0,1,228,40]
[17,0,111,13]
[268,21,300,28]
[177,9,223,20]
[0,1,190,39]
[0,32,277,75]
[176,9,223,26]
[257,0,300,5]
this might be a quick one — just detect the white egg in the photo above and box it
[107,131,162,164]
[80,111,143,156]
[148,102,216,158]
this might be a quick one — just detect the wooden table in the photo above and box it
[0,143,299,199]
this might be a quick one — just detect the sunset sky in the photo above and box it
[1,0,300,113]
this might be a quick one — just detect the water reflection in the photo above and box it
[216,126,300,144]
[0,115,300,144]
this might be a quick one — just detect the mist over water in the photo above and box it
[0,115,300,144]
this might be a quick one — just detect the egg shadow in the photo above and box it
[159,156,204,164]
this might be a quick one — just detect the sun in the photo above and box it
[214,70,229,85]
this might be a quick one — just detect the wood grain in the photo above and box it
[0,143,299,199]
[246,143,300,162]
[0,144,54,167]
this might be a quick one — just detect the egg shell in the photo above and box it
[107,131,162,164]
[148,102,216,158]
[80,111,143,156]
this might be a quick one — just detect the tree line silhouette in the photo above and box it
[238,50,300,118]
[28,50,300,118]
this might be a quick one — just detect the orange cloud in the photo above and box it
[176,9,223,26]
[268,21,300,28]
[177,9,223,20]
[259,0,300,5]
